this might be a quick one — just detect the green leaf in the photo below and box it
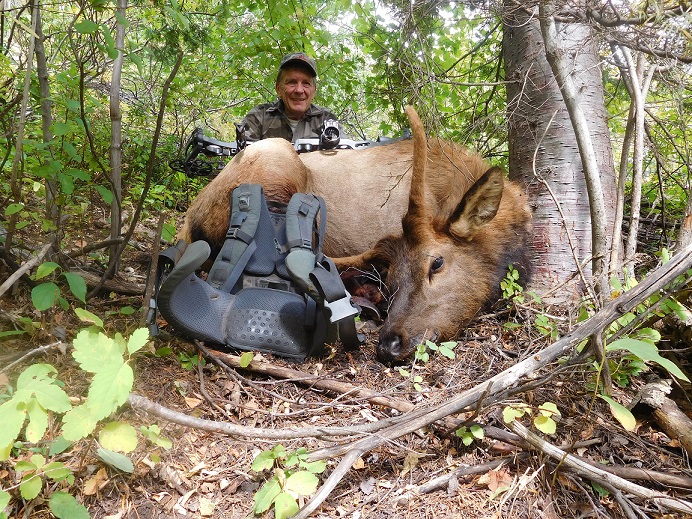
[16,365,71,413]
[61,404,98,441]
[252,450,278,472]
[101,24,118,59]
[97,447,134,473]
[49,436,74,456]
[538,402,560,419]
[607,338,690,382]
[43,461,72,481]
[128,52,144,75]
[155,346,173,357]
[469,424,484,439]
[31,282,60,311]
[49,491,90,519]
[0,330,27,338]
[139,425,173,449]
[16,363,55,388]
[118,306,136,316]
[72,330,125,372]
[114,11,129,27]
[502,404,527,423]
[14,460,37,472]
[25,398,49,442]
[0,400,26,453]
[284,471,318,496]
[99,421,138,453]
[126,328,149,355]
[4,203,24,215]
[20,473,43,500]
[0,490,10,512]
[95,185,113,204]
[0,442,12,462]
[64,167,90,181]
[86,362,133,420]
[664,298,692,322]
[253,476,282,514]
[239,351,254,368]
[36,262,60,279]
[300,459,327,474]
[51,122,71,137]
[74,308,103,328]
[534,415,557,435]
[274,492,299,519]
[599,395,636,432]
[632,328,661,344]
[591,481,609,497]
[62,272,87,303]
[438,344,456,359]
[74,19,99,34]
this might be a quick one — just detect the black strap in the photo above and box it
[309,257,363,349]
[207,184,263,291]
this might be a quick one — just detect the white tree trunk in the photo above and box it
[503,3,617,302]
[109,0,127,275]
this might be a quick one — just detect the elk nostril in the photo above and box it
[377,334,404,364]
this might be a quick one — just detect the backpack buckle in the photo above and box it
[323,294,359,323]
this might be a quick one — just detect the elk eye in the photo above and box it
[430,256,445,274]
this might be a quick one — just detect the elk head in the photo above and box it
[336,106,531,364]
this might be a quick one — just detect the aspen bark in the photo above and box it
[108,0,127,275]
[503,2,617,301]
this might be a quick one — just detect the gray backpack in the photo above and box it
[150,184,361,361]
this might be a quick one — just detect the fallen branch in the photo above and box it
[73,270,144,296]
[128,393,402,440]
[0,242,52,299]
[634,379,692,458]
[509,420,692,515]
[66,237,124,259]
[206,348,415,414]
[291,244,692,518]
[0,341,64,375]
[399,453,530,498]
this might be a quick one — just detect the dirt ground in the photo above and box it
[1,216,691,519]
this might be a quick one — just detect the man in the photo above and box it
[241,52,339,144]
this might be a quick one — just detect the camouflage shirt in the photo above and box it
[241,99,338,144]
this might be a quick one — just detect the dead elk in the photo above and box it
[180,106,533,363]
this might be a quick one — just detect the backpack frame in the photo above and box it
[148,184,361,361]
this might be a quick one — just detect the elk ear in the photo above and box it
[448,166,504,240]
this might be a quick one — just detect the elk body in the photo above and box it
[180,107,532,363]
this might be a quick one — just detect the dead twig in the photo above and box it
[0,242,52,299]
[205,346,415,414]
[0,341,64,375]
[399,453,530,498]
[509,420,692,515]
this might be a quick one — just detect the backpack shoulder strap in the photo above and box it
[206,183,263,291]
[284,192,326,254]
[283,192,362,349]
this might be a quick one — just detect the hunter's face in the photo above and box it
[276,68,316,120]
